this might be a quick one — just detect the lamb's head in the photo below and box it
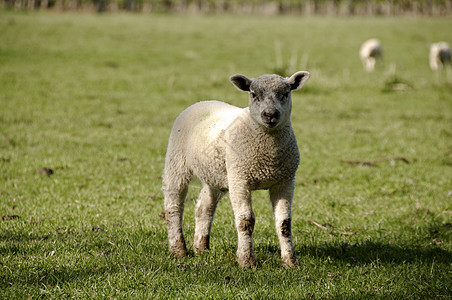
[230,71,310,130]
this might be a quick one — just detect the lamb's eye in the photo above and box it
[282,92,290,101]
[250,92,259,101]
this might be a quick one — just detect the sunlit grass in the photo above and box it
[0,11,451,298]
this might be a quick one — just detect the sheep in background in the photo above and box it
[162,71,310,268]
[429,42,451,71]
[360,38,383,72]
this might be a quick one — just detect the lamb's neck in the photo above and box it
[251,120,293,139]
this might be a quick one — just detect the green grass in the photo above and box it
[1,12,451,298]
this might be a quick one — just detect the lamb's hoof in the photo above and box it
[170,239,188,258]
[237,256,256,268]
[171,248,188,258]
[282,256,300,268]
[194,235,210,254]
[173,250,188,258]
[194,247,209,255]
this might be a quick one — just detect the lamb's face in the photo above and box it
[248,75,292,129]
[230,71,311,131]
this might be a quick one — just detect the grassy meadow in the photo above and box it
[1,11,451,298]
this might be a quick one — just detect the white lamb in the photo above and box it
[360,38,383,72]
[429,42,451,70]
[162,71,310,268]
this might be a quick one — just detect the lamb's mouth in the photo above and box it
[264,120,279,128]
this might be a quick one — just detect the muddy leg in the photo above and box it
[270,181,299,268]
[193,184,224,253]
[229,181,256,268]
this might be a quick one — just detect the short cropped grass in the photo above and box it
[1,12,451,298]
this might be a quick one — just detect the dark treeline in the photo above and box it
[2,0,452,16]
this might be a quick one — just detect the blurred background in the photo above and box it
[2,0,452,16]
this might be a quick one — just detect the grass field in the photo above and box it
[1,11,451,298]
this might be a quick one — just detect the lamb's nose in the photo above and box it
[262,109,280,120]
[261,110,280,127]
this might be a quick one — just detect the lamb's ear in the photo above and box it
[230,74,252,92]
[288,71,310,91]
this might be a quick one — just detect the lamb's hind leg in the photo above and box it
[194,184,224,253]
[162,164,192,258]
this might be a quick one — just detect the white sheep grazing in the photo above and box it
[360,38,383,72]
[162,71,310,268]
[429,42,451,70]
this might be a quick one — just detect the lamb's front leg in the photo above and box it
[270,181,299,268]
[229,180,256,268]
